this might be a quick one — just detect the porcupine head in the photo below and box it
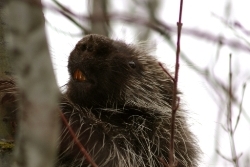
[67,34,174,110]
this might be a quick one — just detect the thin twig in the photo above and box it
[234,83,247,132]
[227,53,239,167]
[216,149,243,163]
[42,1,250,53]
[52,0,90,34]
[59,110,98,167]
[169,0,183,166]
[158,62,175,82]
[45,19,83,37]
[216,149,234,162]
[212,13,250,46]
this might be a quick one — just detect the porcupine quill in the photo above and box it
[0,34,200,167]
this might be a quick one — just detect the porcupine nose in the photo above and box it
[79,34,112,58]
[79,35,95,53]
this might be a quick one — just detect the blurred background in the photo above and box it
[6,0,250,166]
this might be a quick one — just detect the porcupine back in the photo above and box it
[58,34,200,167]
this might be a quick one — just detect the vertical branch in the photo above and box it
[169,0,183,167]
[3,0,60,167]
[234,83,246,132]
[227,54,239,167]
[59,111,98,167]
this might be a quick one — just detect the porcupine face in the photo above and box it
[67,34,142,108]
[67,34,174,110]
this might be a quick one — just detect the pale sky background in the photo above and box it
[42,1,250,166]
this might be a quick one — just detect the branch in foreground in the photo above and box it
[3,0,60,167]
[169,0,183,166]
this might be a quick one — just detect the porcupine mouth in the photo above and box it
[73,69,96,88]
[73,69,86,82]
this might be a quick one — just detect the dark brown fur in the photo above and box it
[0,34,200,167]
[59,34,200,167]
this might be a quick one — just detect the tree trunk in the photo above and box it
[0,1,14,166]
[2,0,60,167]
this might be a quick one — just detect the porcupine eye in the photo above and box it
[128,61,136,69]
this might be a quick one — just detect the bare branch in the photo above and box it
[52,0,90,35]
[169,0,183,167]
[59,110,98,167]
[234,83,247,132]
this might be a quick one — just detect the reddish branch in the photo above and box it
[168,0,183,167]
[59,110,98,167]
[158,62,174,82]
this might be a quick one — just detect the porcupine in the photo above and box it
[0,34,200,167]
[58,34,200,167]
